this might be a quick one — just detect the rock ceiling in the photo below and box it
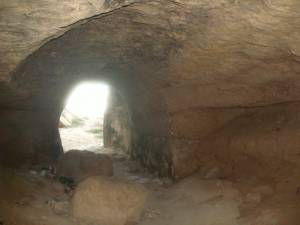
[1,0,300,108]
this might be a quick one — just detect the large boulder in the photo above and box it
[56,150,113,182]
[72,176,148,225]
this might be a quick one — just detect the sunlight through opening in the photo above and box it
[59,82,109,151]
[65,82,109,118]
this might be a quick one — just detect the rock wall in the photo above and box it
[0,109,62,168]
[2,0,300,179]
[200,102,300,180]
[104,88,132,155]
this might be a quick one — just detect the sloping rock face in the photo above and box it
[2,0,300,179]
[197,102,300,180]
[0,0,138,82]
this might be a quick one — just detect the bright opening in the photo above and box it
[59,82,109,152]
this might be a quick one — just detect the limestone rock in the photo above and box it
[0,0,137,81]
[3,0,300,180]
[72,176,148,225]
[57,150,113,182]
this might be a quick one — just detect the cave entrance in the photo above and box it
[59,82,109,152]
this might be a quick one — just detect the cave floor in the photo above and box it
[0,152,299,225]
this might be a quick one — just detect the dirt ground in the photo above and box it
[1,127,300,225]
[1,151,300,225]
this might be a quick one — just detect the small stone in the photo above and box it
[160,177,174,187]
[15,197,30,206]
[205,167,220,179]
[29,170,38,175]
[48,200,70,216]
[145,209,160,219]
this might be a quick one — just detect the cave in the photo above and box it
[1,0,300,224]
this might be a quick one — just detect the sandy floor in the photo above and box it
[1,152,299,225]
[1,127,299,225]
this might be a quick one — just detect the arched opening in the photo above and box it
[59,82,109,152]
[2,1,300,224]
[2,4,174,176]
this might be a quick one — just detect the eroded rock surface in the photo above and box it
[72,176,148,225]
[0,0,138,81]
[57,150,113,182]
[104,88,132,155]
[2,0,300,180]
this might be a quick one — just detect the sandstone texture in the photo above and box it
[1,0,300,180]
[104,88,132,155]
[72,176,148,225]
[2,1,300,225]
[56,150,113,182]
